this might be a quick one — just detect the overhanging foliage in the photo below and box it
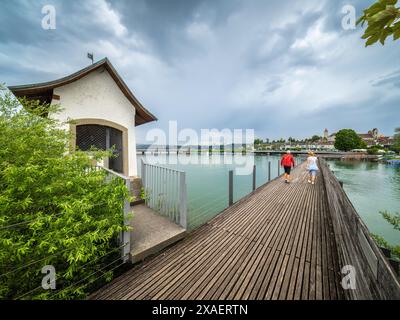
[0,87,131,299]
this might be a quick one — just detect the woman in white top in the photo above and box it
[307,151,319,185]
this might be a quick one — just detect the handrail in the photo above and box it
[319,159,400,299]
[141,161,185,174]
[100,166,130,180]
[95,166,131,263]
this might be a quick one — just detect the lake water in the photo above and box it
[138,154,399,246]
[326,160,400,246]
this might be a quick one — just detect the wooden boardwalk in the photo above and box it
[91,163,345,300]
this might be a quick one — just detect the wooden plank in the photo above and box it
[316,181,326,300]
[272,175,312,299]
[279,173,314,299]
[90,162,356,300]
[293,179,314,300]
[196,236,258,300]
[307,183,318,300]
[163,233,245,300]
[257,174,310,299]
[120,170,290,300]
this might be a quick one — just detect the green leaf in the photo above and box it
[380,0,398,6]
[371,2,387,13]
[394,28,400,39]
[366,33,381,46]
[379,28,390,44]
[371,9,396,24]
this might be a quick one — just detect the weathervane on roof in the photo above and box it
[87,52,94,65]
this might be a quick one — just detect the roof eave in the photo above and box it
[8,58,157,127]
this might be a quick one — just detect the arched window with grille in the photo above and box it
[76,124,123,173]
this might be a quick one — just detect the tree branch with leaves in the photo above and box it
[357,0,400,46]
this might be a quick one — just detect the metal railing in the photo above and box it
[141,159,188,229]
[97,166,131,262]
[139,156,302,231]
[187,157,303,230]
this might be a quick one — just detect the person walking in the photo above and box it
[307,151,319,185]
[281,150,295,183]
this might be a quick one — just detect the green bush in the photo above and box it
[0,88,131,299]
[372,211,400,262]
[393,127,400,153]
[334,129,367,151]
[367,146,380,155]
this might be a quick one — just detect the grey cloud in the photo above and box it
[263,77,283,93]
[372,70,400,88]
[110,0,240,62]
[1,0,399,143]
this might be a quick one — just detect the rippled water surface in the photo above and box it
[326,160,400,246]
[138,154,399,245]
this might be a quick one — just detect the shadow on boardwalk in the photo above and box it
[91,163,344,300]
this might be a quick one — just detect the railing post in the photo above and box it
[278,160,280,176]
[141,158,146,187]
[268,161,271,182]
[252,165,256,191]
[179,171,188,229]
[229,170,233,206]
[121,178,131,263]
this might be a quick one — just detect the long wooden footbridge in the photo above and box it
[91,161,400,300]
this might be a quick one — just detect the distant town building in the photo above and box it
[320,128,393,148]
[323,128,329,140]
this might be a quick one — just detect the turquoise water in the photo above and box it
[326,160,400,246]
[138,154,399,245]
[139,154,297,229]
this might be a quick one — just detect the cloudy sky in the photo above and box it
[1,0,399,143]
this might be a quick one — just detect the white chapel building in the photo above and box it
[9,58,157,178]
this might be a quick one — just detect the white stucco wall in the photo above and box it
[51,68,138,177]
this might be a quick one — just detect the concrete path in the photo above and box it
[130,204,187,264]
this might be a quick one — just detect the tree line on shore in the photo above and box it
[254,128,400,154]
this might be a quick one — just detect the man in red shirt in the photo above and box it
[281,151,295,183]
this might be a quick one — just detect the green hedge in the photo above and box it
[0,88,131,299]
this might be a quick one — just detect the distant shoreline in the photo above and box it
[136,149,382,161]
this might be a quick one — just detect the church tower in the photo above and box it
[324,128,329,139]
